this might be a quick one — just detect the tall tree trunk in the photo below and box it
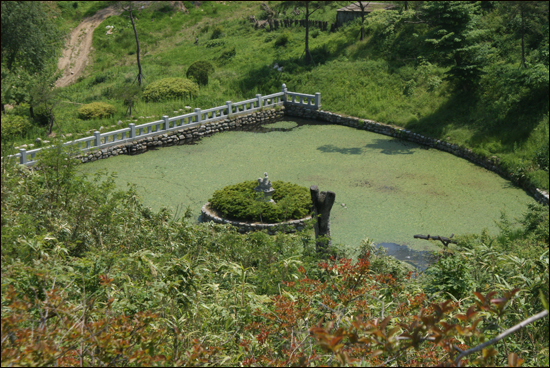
[304,2,311,64]
[360,12,365,40]
[520,6,526,68]
[129,10,143,86]
[310,185,336,254]
[29,105,34,119]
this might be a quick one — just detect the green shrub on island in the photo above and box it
[77,102,116,120]
[209,180,311,223]
[142,77,199,102]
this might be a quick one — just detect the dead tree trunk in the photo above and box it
[128,9,143,86]
[310,185,336,254]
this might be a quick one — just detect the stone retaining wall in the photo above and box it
[201,203,312,234]
[76,108,285,163]
[284,104,549,206]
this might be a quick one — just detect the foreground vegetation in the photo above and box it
[1,142,548,366]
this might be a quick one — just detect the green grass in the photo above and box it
[4,1,548,189]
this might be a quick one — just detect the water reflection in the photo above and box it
[377,242,436,271]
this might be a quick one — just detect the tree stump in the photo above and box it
[310,185,336,254]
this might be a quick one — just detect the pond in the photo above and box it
[78,118,536,268]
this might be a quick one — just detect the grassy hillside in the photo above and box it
[2,1,548,189]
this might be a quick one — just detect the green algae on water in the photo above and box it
[78,123,536,253]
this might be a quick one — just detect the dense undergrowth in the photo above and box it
[1,1,548,189]
[1,145,548,366]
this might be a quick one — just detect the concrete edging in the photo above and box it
[201,202,312,234]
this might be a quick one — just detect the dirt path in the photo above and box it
[55,6,122,88]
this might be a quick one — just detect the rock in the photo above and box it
[117,120,123,125]
[65,133,72,137]
[99,126,104,131]
[43,140,50,144]
[47,132,56,138]
[110,125,116,128]
[35,138,42,144]
[20,144,28,148]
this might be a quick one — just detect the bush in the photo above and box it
[204,39,226,48]
[33,105,52,126]
[211,25,223,39]
[142,78,199,102]
[217,47,236,64]
[275,31,292,47]
[186,61,214,86]
[209,180,311,223]
[77,102,117,120]
[1,114,31,141]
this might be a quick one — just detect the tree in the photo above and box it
[29,74,60,135]
[422,1,487,91]
[1,1,61,114]
[1,1,61,72]
[357,1,371,41]
[278,1,332,65]
[499,1,549,69]
[119,2,143,86]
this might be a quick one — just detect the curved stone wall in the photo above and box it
[201,203,312,234]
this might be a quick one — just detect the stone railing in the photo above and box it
[4,84,321,166]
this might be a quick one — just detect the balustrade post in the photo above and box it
[256,94,262,108]
[94,131,101,147]
[129,123,136,138]
[225,101,232,115]
[163,115,170,130]
[194,108,202,123]
[315,92,321,110]
[19,149,27,165]
[281,83,287,102]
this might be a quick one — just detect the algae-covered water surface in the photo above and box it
[79,120,535,254]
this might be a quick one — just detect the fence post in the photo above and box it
[256,94,262,108]
[194,108,202,124]
[225,101,232,115]
[94,131,101,147]
[163,115,170,130]
[315,92,321,110]
[19,149,27,165]
[129,123,136,138]
[281,83,287,102]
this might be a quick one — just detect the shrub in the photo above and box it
[425,253,473,299]
[33,105,52,126]
[77,102,117,120]
[211,25,223,39]
[142,78,199,102]
[1,114,31,140]
[311,29,320,38]
[186,61,214,86]
[204,39,226,48]
[217,47,236,64]
[275,31,292,47]
[209,180,311,223]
